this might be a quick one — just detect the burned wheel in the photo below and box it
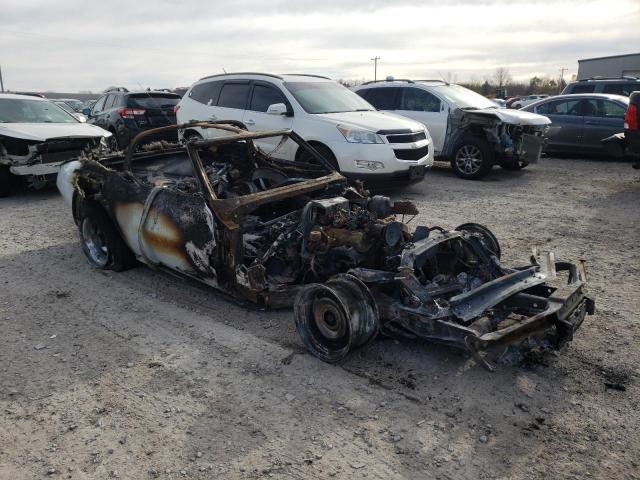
[455,223,501,259]
[78,202,137,272]
[294,274,379,362]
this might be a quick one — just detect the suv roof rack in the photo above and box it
[199,72,284,81]
[282,74,331,80]
[578,76,640,82]
[361,79,415,85]
[415,79,450,84]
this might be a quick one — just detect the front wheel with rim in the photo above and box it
[107,132,120,152]
[450,137,494,180]
[78,202,137,271]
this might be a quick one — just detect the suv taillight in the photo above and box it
[625,104,638,131]
[117,107,146,119]
[172,104,181,114]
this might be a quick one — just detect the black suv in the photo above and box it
[562,77,640,96]
[84,91,181,150]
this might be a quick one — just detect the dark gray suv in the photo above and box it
[562,77,640,96]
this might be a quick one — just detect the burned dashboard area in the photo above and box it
[61,122,593,369]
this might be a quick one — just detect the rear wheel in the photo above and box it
[450,136,494,180]
[78,202,137,271]
[456,223,501,259]
[0,165,12,197]
[294,274,379,362]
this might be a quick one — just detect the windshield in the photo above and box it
[63,99,84,111]
[284,82,374,114]
[0,98,78,123]
[430,84,498,110]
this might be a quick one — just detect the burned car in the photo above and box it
[57,122,593,369]
[0,93,111,196]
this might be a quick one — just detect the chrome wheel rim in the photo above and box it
[455,145,483,175]
[81,217,109,267]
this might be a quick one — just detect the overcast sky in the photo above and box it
[1,0,638,92]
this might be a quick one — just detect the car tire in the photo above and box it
[78,201,137,272]
[298,143,340,171]
[294,274,379,363]
[107,130,121,152]
[450,136,494,180]
[0,165,12,198]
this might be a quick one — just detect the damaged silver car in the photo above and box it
[0,93,111,196]
[353,80,551,179]
[57,122,593,369]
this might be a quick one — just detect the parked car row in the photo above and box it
[2,72,639,197]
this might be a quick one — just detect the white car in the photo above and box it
[352,79,551,179]
[511,95,549,109]
[176,73,433,184]
[0,93,111,196]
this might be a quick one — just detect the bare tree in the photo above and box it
[493,67,512,88]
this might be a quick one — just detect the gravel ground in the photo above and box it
[1,158,639,480]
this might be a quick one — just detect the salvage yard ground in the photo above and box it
[1,157,639,480]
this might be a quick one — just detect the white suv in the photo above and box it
[176,73,433,184]
[352,79,550,179]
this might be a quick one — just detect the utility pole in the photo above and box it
[558,67,567,94]
[0,64,4,93]
[371,56,380,82]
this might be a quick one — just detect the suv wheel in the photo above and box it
[107,132,120,152]
[451,137,494,180]
[298,144,339,171]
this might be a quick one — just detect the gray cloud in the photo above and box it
[0,0,638,91]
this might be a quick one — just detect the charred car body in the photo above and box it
[57,122,593,369]
[0,93,111,196]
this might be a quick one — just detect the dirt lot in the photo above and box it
[1,157,639,480]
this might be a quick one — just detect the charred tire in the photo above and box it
[78,202,137,272]
[455,223,501,259]
[294,273,379,362]
[0,165,12,198]
[297,143,340,171]
[450,136,494,180]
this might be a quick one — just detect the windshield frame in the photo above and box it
[283,81,375,114]
[0,98,80,124]
[429,84,499,110]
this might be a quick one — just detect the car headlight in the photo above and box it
[337,125,383,144]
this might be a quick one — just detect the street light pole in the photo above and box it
[371,56,380,82]
[0,64,4,93]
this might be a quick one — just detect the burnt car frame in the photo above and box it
[57,122,594,369]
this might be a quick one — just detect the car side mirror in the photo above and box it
[267,103,288,116]
[82,107,92,117]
